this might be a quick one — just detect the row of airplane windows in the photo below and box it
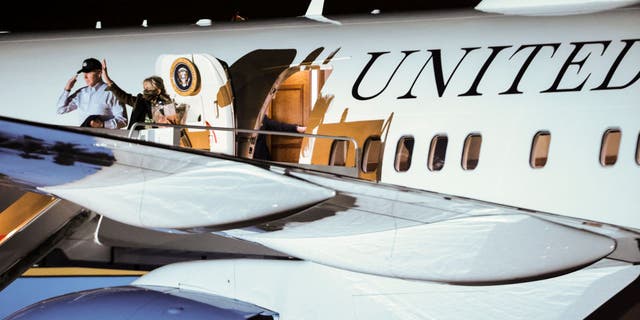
[350,128,639,173]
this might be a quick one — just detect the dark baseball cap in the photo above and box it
[77,58,101,74]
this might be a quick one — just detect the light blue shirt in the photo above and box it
[57,80,127,129]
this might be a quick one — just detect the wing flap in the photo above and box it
[224,171,616,284]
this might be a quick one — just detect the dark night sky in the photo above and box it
[1,0,479,32]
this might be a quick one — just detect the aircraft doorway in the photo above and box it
[155,54,235,155]
[260,64,392,182]
[263,67,330,163]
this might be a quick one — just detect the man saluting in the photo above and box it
[56,57,127,129]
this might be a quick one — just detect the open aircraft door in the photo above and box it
[156,54,235,155]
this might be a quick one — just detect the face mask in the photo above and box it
[143,89,159,101]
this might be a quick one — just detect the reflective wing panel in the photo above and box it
[222,171,617,284]
[0,117,334,229]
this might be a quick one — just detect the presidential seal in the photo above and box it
[170,57,200,96]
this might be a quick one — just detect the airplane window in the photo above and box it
[394,136,414,172]
[428,135,448,171]
[362,136,382,173]
[462,134,482,170]
[636,132,640,165]
[329,140,349,166]
[600,128,621,166]
[530,131,551,169]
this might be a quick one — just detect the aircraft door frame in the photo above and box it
[156,54,235,155]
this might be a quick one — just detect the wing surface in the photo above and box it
[0,117,334,229]
[0,116,621,284]
[222,171,618,284]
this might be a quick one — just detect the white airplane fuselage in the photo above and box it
[1,8,638,230]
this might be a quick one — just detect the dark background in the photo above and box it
[0,0,479,32]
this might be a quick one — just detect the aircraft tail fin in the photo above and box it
[303,0,342,25]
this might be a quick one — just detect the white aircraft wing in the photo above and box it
[0,117,334,229]
[221,171,618,284]
[0,116,620,285]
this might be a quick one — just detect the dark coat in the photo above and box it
[253,115,298,161]
[107,83,171,130]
